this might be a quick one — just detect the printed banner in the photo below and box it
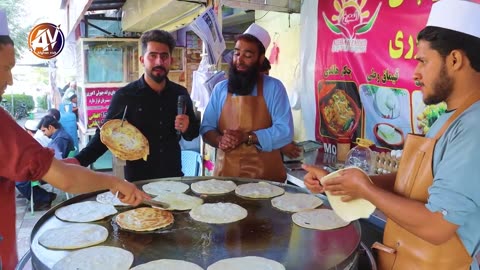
[79,87,118,130]
[314,0,442,152]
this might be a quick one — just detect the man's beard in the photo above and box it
[147,66,168,83]
[228,65,259,96]
[424,64,453,105]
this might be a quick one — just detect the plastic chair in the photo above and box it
[181,150,202,176]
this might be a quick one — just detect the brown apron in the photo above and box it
[214,76,286,182]
[377,95,480,270]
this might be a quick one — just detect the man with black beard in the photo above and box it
[201,23,293,182]
[303,0,480,269]
[67,30,200,181]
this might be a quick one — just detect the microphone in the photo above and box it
[177,95,186,136]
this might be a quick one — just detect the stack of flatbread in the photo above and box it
[100,119,149,161]
[115,207,174,232]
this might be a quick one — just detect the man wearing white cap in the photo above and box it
[303,0,480,269]
[0,9,147,269]
[201,23,293,182]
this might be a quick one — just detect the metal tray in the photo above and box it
[30,177,361,270]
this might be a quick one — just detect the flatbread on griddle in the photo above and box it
[38,223,108,250]
[115,207,174,232]
[191,179,236,195]
[100,119,149,161]
[55,201,118,222]
[152,193,203,211]
[142,181,190,196]
[52,246,133,270]
[235,182,285,199]
[189,203,247,224]
[271,193,323,212]
[96,191,129,206]
[292,209,350,230]
[207,256,285,270]
[130,259,203,270]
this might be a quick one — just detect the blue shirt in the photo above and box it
[200,75,293,152]
[48,126,74,159]
[425,101,480,269]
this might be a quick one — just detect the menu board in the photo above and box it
[78,86,118,131]
[314,0,441,151]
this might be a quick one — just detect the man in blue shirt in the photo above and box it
[39,115,74,159]
[201,23,293,182]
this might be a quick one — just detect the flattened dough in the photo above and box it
[52,246,133,270]
[96,191,129,206]
[152,193,203,211]
[142,181,190,195]
[321,167,376,222]
[191,179,236,195]
[271,193,323,212]
[130,259,203,270]
[190,203,247,224]
[235,182,285,199]
[292,209,350,230]
[207,256,285,270]
[39,224,108,250]
[55,201,118,222]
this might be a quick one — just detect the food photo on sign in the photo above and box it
[317,80,362,141]
[359,84,411,150]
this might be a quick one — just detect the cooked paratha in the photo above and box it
[130,259,203,270]
[55,201,118,222]
[52,246,133,270]
[100,119,149,161]
[191,179,236,195]
[115,207,174,232]
[152,193,203,211]
[38,224,108,250]
[271,193,323,212]
[292,209,350,230]
[189,203,247,224]
[96,191,129,206]
[320,167,376,222]
[235,182,285,199]
[142,181,190,195]
[207,256,285,270]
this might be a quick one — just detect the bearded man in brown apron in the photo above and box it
[303,0,480,269]
[201,23,294,183]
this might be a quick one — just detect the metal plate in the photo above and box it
[30,177,361,270]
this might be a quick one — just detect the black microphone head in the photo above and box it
[177,95,186,115]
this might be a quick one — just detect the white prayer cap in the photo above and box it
[24,120,39,132]
[0,9,9,36]
[243,23,271,51]
[426,0,480,38]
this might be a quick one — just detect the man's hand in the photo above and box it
[281,142,302,158]
[302,164,328,193]
[111,180,150,206]
[322,167,374,201]
[218,129,246,152]
[175,114,190,133]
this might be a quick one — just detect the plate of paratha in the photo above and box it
[100,119,149,161]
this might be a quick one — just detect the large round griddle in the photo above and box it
[30,177,361,270]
